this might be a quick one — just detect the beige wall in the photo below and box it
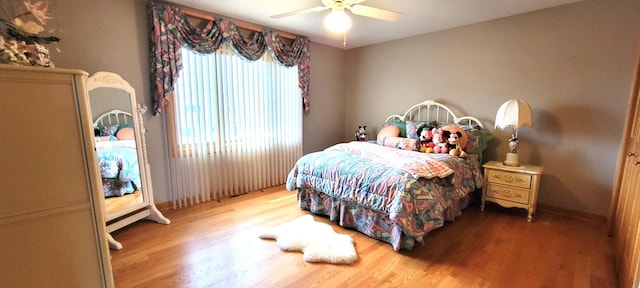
[50,0,639,216]
[51,0,346,204]
[344,0,640,216]
[304,42,346,153]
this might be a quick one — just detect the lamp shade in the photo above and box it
[494,99,533,130]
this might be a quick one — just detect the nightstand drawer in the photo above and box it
[486,183,530,204]
[486,169,532,189]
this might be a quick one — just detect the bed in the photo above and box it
[93,109,141,198]
[286,100,493,251]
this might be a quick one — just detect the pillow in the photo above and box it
[377,136,418,151]
[116,127,135,140]
[96,136,115,142]
[118,123,134,129]
[377,125,416,150]
[406,120,438,139]
[100,124,119,136]
[460,125,493,162]
[388,119,407,138]
[377,125,400,140]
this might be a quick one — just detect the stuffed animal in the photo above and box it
[457,143,468,157]
[355,125,367,141]
[440,125,469,157]
[444,130,463,150]
[431,128,448,154]
[443,130,470,157]
[416,126,434,152]
[447,143,467,157]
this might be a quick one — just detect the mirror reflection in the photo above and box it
[87,71,170,250]
[89,87,145,218]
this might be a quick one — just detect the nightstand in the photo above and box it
[481,161,543,222]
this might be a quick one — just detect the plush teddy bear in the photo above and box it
[416,126,434,152]
[431,128,448,154]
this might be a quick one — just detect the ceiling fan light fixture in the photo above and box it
[324,9,351,33]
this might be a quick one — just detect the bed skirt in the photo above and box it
[296,186,474,251]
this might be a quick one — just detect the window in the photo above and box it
[168,44,302,156]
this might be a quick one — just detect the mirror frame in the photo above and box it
[87,72,169,250]
[87,72,150,219]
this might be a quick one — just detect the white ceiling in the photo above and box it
[167,0,582,49]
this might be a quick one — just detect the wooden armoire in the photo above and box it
[0,65,114,287]
[609,46,640,288]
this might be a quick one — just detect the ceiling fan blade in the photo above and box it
[271,6,330,19]
[343,0,367,5]
[349,4,402,22]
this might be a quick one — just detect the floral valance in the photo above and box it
[149,1,311,115]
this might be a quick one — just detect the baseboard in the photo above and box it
[153,184,288,212]
[155,201,172,211]
[537,204,607,226]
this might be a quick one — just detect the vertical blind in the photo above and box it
[168,44,302,207]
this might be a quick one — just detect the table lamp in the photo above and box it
[494,99,534,167]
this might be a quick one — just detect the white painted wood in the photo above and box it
[385,99,485,128]
[87,71,170,250]
[481,161,543,222]
[0,65,114,287]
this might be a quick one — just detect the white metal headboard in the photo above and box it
[385,100,485,128]
[93,109,133,128]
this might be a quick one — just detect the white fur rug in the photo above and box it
[258,214,358,264]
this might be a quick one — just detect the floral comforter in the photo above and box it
[286,141,483,250]
[96,140,140,197]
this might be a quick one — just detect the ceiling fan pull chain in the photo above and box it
[343,31,348,48]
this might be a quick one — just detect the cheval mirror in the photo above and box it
[87,71,170,250]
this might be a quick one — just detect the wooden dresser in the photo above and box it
[0,66,114,287]
[481,160,543,222]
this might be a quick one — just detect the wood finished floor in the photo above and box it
[110,186,617,288]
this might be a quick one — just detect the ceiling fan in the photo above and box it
[271,0,402,33]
